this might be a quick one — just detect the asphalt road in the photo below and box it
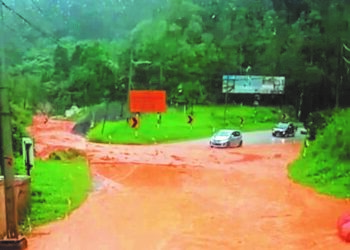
[243,128,306,145]
[186,128,306,146]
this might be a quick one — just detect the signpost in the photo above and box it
[187,114,193,125]
[156,112,161,128]
[129,115,139,129]
[129,90,167,113]
[128,90,166,133]
[22,138,34,176]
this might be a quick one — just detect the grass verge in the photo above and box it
[88,105,293,144]
[15,154,92,229]
[289,108,350,198]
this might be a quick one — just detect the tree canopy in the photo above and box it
[1,0,350,119]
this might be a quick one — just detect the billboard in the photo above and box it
[222,75,285,94]
[129,90,167,113]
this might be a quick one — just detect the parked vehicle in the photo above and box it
[210,129,243,148]
[300,128,308,135]
[272,122,296,137]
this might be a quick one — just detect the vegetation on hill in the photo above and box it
[289,108,350,198]
[1,0,349,121]
[10,103,32,156]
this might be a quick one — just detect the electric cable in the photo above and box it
[30,0,47,19]
[1,0,59,43]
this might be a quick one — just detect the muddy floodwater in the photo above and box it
[27,116,350,250]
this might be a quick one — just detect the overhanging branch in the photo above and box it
[344,43,350,53]
[343,56,350,65]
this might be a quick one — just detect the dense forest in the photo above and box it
[1,0,350,121]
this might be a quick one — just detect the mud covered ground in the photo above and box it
[27,115,350,250]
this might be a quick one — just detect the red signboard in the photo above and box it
[129,90,167,113]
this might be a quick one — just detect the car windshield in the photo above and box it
[215,131,231,136]
[276,123,288,129]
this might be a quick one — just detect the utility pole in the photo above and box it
[128,49,134,95]
[128,52,152,93]
[127,49,151,111]
[0,0,18,239]
[0,2,27,248]
[223,77,235,124]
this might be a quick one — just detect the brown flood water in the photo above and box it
[27,115,350,250]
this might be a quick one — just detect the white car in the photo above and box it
[210,129,243,148]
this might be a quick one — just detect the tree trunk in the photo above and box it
[297,91,304,120]
[101,101,109,135]
[159,64,163,87]
[120,102,124,118]
[336,76,342,108]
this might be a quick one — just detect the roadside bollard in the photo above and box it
[337,213,350,242]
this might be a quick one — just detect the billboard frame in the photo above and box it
[222,75,285,95]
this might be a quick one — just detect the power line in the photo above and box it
[1,0,59,43]
[3,24,38,51]
[30,0,55,23]
[30,0,45,17]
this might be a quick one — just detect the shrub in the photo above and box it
[304,109,336,140]
[289,108,350,198]
[10,103,32,156]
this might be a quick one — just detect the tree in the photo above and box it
[7,46,53,111]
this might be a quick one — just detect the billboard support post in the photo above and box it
[223,78,235,123]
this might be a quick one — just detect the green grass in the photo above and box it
[88,105,292,144]
[15,156,92,227]
[289,108,350,198]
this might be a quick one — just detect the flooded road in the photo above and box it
[27,115,350,250]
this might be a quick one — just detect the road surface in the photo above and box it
[26,116,349,250]
[184,128,306,146]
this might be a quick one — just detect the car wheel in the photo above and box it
[238,141,243,147]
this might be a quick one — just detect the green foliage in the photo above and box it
[10,103,32,156]
[15,156,91,228]
[69,42,119,104]
[307,109,350,161]
[4,0,350,117]
[53,45,70,80]
[88,105,289,144]
[173,81,208,105]
[39,41,122,113]
[7,46,54,111]
[304,109,335,140]
[289,108,350,198]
